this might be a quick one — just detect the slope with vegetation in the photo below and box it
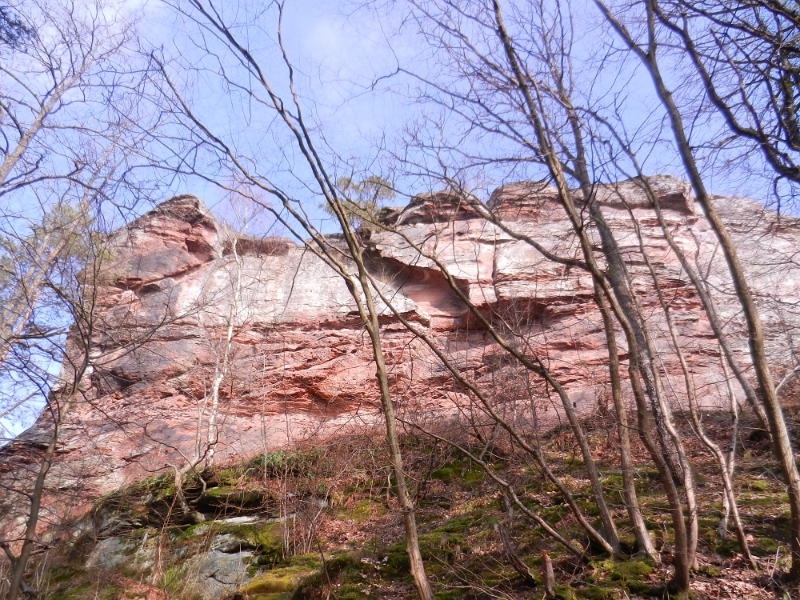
[26,401,800,600]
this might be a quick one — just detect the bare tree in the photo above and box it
[1,197,112,600]
[161,201,262,523]
[368,0,699,590]
[596,0,800,579]
[657,0,800,197]
[0,1,198,592]
[0,0,172,374]
[152,1,435,596]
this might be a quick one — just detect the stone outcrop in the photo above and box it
[2,175,800,533]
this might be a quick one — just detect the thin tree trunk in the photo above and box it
[716,352,755,565]
[636,303,700,569]
[719,354,739,538]
[564,96,685,486]
[0,69,86,186]
[363,269,616,556]
[0,232,71,367]
[553,170,692,589]
[360,286,433,600]
[154,15,436,590]
[595,288,660,562]
[497,495,536,584]
[320,187,433,600]
[7,356,88,600]
[207,235,242,468]
[633,175,769,431]
[589,204,686,485]
[542,550,556,599]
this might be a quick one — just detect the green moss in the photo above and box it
[748,479,769,492]
[432,591,464,600]
[713,537,741,557]
[173,522,210,543]
[415,530,466,569]
[201,486,263,508]
[242,562,317,594]
[578,586,622,600]
[432,466,457,482]
[738,491,788,507]
[462,469,484,485]
[430,457,484,487]
[330,583,369,599]
[288,552,361,599]
[216,521,285,565]
[336,498,383,522]
[697,564,721,578]
[124,473,177,503]
[554,585,578,600]
[600,475,623,489]
[610,560,654,582]
[436,513,484,533]
[216,468,241,486]
[588,558,654,595]
[584,503,601,517]
[755,537,780,555]
[381,544,409,575]
[539,505,567,522]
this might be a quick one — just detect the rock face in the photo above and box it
[2,176,800,533]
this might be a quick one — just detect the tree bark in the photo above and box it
[595,288,660,563]
[542,550,556,599]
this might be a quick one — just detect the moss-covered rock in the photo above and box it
[198,486,265,510]
[240,563,317,594]
[586,558,655,597]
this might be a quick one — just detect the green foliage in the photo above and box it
[321,176,395,229]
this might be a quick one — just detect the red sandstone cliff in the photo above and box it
[2,176,799,532]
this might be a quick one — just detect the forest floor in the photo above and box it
[14,397,800,600]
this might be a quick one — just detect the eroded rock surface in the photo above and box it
[2,176,800,537]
